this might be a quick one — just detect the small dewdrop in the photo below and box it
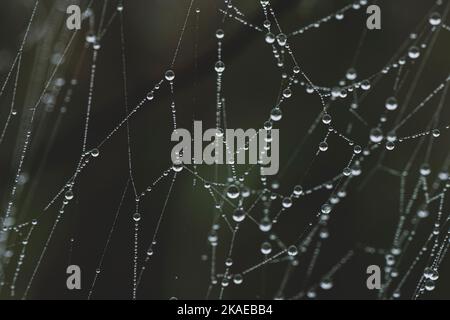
[385,97,398,111]
[432,129,440,137]
[85,32,96,44]
[259,217,272,232]
[260,0,269,6]
[172,161,183,172]
[322,113,332,125]
[276,33,287,46]
[369,128,383,143]
[65,190,74,200]
[353,145,362,154]
[346,68,357,81]
[343,167,352,176]
[429,12,441,26]
[215,29,224,39]
[215,61,225,73]
[282,197,293,208]
[287,245,298,257]
[420,163,431,176]
[270,108,282,121]
[293,185,303,197]
[208,230,218,245]
[335,12,344,20]
[319,141,328,152]
[90,148,99,157]
[146,92,154,100]
[320,278,333,290]
[261,241,272,254]
[408,46,420,59]
[165,69,175,81]
[117,3,124,11]
[386,141,395,151]
[360,80,371,90]
[225,258,233,267]
[416,208,429,221]
[424,279,435,291]
[265,32,275,44]
[233,274,243,285]
[226,185,240,199]
[321,203,332,214]
[232,207,246,222]
[132,212,141,222]
[282,88,292,98]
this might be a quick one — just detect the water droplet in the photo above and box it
[133,212,141,222]
[346,68,357,80]
[65,190,74,200]
[282,88,292,98]
[321,203,332,214]
[293,185,303,197]
[216,29,224,39]
[276,33,287,46]
[386,141,395,151]
[215,61,225,73]
[270,108,282,121]
[90,148,99,157]
[259,217,272,232]
[227,185,240,199]
[265,32,275,44]
[369,128,383,143]
[429,12,441,26]
[232,207,246,222]
[165,70,175,81]
[320,278,333,290]
[420,163,431,176]
[172,161,183,172]
[408,46,420,59]
[322,113,332,124]
[424,279,435,291]
[432,129,440,137]
[261,242,272,254]
[319,141,328,152]
[385,97,398,111]
[287,245,298,256]
[233,274,243,285]
[282,197,292,208]
[343,167,352,176]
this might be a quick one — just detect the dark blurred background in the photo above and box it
[0,0,449,300]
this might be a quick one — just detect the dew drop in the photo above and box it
[215,61,225,73]
[429,12,441,26]
[232,207,246,222]
[261,241,272,254]
[319,141,328,152]
[369,128,383,143]
[287,245,298,256]
[165,70,175,81]
[270,108,282,121]
[259,217,272,232]
[385,97,398,111]
[265,32,275,44]
[227,185,240,199]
